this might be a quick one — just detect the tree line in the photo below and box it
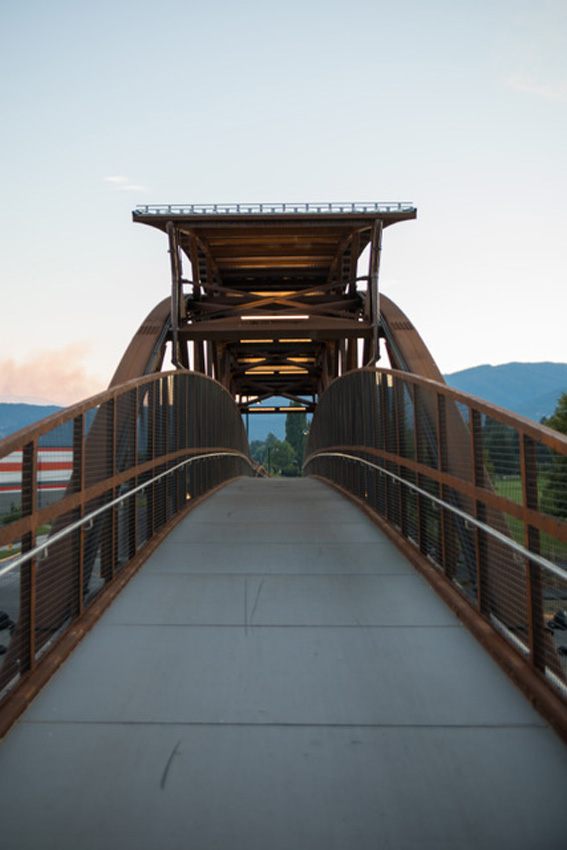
[250,403,309,476]
[540,391,567,518]
[247,392,567,514]
[481,392,567,519]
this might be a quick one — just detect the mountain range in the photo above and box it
[1,362,566,443]
[444,362,567,422]
[0,403,62,441]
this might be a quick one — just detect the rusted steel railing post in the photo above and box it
[470,408,489,615]
[521,434,546,671]
[73,414,85,616]
[20,440,38,672]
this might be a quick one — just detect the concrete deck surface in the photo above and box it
[0,476,567,849]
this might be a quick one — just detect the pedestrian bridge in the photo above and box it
[2,475,567,848]
[1,204,567,847]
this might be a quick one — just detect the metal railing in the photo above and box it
[134,202,416,216]
[304,368,567,707]
[0,372,257,702]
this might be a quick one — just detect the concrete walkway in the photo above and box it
[1,477,567,849]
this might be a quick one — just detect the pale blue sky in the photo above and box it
[1,0,566,403]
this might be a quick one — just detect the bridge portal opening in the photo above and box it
[130,201,417,418]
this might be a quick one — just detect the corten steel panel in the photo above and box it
[1,477,567,849]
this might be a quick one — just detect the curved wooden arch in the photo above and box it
[108,292,448,396]
[379,293,445,382]
[109,297,171,387]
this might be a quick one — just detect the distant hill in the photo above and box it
[1,363,566,445]
[0,403,62,441]
[444,362,567,422]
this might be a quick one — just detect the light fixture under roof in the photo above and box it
[240,314,310,321]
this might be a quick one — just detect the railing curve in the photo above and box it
[0,371,257,714]
[304,368,567,733]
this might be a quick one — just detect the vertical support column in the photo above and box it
[188,233,201,301]
[205,253,214,293]
[367,219,383,364]
[206,341,215,379]
[346,337,358,372]
[219,345,232,392]
[166,221,184,369]
[347,231,360,298]
[194,341,206,374]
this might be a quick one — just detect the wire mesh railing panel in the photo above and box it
[36,425,74,512]
[304,367,567,708]
[0,451,22,531]
[545,565,567,692]
[0,372,258,707]
[0,553,19,688]
[480,415,521,500]
[540,448,567,522]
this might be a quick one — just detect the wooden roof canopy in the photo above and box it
[133,203,416,412]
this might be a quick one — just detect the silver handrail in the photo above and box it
[0,450,255,578]
[306,450,567,583]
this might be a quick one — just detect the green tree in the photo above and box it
[542,392,567,434]
[541,458,567,518]
[541,392,567,518]
[252,432,296,476]
[250,439,266,465]
[269,439,296,473]
[285,403,308,467]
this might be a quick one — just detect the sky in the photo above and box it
[1,0,566,405]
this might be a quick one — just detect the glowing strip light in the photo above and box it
[247,365,309,371]
[240,314,310,321]
[250,291,295,297]
[247,406,307,412]
[245,368,308,375]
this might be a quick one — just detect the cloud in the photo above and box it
[498,1,567,101]
[118,184,149,192]
[103,176,149,192]
[0,345,106,407]
[506,73,567,101]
